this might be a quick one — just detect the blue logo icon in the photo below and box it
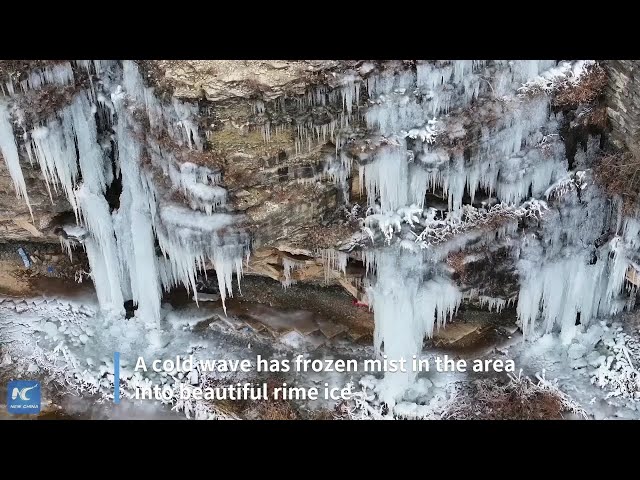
[7,380,41,414]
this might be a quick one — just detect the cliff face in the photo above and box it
[1,59,638,404]
[150,60,357,101]
[605,60,640,158]
[0,156,70,242]
[0,61,366,288]
[0,60,621,288]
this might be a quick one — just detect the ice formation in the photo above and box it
[364,247,461,407]
[347,60,635,406]
[518,60,597,95]
[18,61,75,92]
[1,59,635,410]
[516,187,634,343]
[0,99,32,218]
[0,60,247,322]
[282,256,302,288]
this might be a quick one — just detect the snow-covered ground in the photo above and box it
[0,287,375,419]
[507,320,640,419]
[2,286,639,420]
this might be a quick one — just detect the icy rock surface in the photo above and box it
[0,60,248,322]
[1,59,637,410]
[343,60,635,404]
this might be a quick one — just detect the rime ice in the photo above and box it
[1,59,635,411]
[0,60,248,322]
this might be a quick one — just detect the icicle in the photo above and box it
[29,117,80,217]
[478,295,507,313]
[282,257,299,289]
[0,100,32,218]
[19,62,74,92]
[154,203,247,315]
[362,144,409,213]
[321,249,348,283]
[366,248,461,407]
[60,236,75,261]
[75,184,125,314]
[516,198,634,343]
[111,85,163,322]
[176,162,227,215]
[69,93,107,194]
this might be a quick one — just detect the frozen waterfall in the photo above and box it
[0,60,248,322]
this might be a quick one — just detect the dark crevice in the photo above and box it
[104,172,122,211]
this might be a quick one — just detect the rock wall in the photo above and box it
[0,60,633,332]
[0,157,71,242]
[0,61,363,289]
[604,60,640,158]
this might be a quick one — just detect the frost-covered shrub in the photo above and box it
[590,327,640,400]
[362,200,547,249]
[594,152,640,214]
[518,61,598,97]
[552,64,607,109]
[443,371,588,420]
[337,371,587,420]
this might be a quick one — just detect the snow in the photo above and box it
[0,288,381,419]
[590,324,640,400]
[5,282,640,419]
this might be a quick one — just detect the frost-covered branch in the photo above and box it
[362,200,548,249]
[400,117,439,144]
[443,369,587,419]
[337,368,586,420]
[544,170,588,199]
[591,327,640,400]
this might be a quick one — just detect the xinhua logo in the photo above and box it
[7,380,41,414]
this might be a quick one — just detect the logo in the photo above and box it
[7,380,41,414]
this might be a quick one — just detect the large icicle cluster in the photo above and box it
[360,90,565,214]
[364,247,461,407]
[112,61,248,318]
[335,60,634,407]
[0,60,248,321]
[1,61,76,96]
[1,59,635,410]
[516,181,634,343]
